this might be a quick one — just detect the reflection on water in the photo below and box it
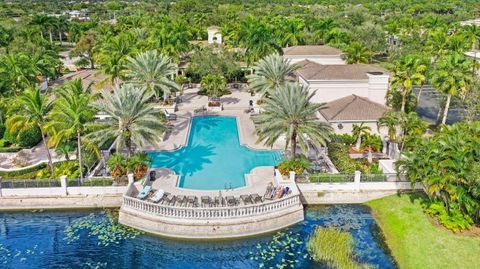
[0,205,396,269]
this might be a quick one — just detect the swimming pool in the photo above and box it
[149,116,283,190]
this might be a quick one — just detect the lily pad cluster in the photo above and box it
[64,210,143,247]
[249,231,308,268]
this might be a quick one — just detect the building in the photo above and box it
[282,45,345,65]
[295,60,389,105]
[317,95,389,136]
[207,26,222,45]
[281,45,391,135]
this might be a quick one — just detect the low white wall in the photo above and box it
[1,187,66,197]
[67,186,127,196]
[297,181,422,204]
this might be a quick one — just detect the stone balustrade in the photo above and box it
[123,194,301,220]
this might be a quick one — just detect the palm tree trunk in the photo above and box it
[49,30,53,43]
[417,84,424,106]
[39,126,54,175]
[77,131,83,182]
[355,136,362,150]
[401,92,406,112]
[58,31,63,43]
[441,94,451,125]
[125,133,133,158]
[290,130,297,159]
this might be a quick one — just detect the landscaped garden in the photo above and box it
[368,193,480,269]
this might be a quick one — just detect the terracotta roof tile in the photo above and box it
[320,95,388,121]
[296,60,387,80]
[283,45,342,56]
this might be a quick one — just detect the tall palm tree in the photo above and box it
[344,42,372,64]
[431,53,474,125]
[253,83,332,158]
[238,16,280,65]
[124,50,180,102]
[88,84,166,157]
[6,88,54,173]
[97,34,134,86]
[47,79,95,181]
[247,54,299,97]
[352,122,371,150]
[390,55,427,112]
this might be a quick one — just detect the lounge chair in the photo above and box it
[151,189,165,203]
[164,193,175,205]
[164,110,177,121]
[264,185,276,200]
[201,196,212,207]
[240,194,253,205]
[251,193,263,203]
[226,196,237,206]
[176,195,186,206]
[215,196,224,207]
[187,196,198,207]
[275,186,285,199]
[136,185,152,200]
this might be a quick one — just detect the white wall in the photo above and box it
[207,29,222,44]
[285,55,345,65]
[305,80,370,103]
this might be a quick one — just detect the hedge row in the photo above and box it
[0,163,47,178]
[0,146,23,153]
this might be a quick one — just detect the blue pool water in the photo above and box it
[0,205,397,269]
[149,116,283,190]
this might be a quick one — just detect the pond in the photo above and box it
[0,205,396,269]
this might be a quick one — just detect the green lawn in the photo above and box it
[367,193,480,269]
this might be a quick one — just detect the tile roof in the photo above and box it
[320,95,389,121]
[296,60,387,80]
[283,45,342,56]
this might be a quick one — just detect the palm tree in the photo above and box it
[238,16,280,64]
[377,110,403,141]
[431,53,474,125]
[6,88,54,173]
[253,83,332,158]
[390,55,427,112]
[200,74,227,99]
[88,84,166,157]
[124,50,180,102]
[47,79,95,181]
[344,42,372,64]
[247,54,299,97]
[97,34,134,86]
[352,122,371,150]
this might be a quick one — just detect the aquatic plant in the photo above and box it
[0,244,42,265]
[307,227,363,269]
[64,210,143,247]
[249,231,307,268]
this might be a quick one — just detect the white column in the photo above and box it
[354,171,361,192]
[60,175,68,196]
[127,173,134,185]
[289,171,296,181]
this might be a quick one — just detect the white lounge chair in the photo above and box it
[151,189,165,203]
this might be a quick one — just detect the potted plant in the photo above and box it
[278,155,312,176]
[127,153,152,180]
[201,74,227,112]
[106,153,127,179]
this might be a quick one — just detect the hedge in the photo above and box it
[17,126,42,148]
[0,146,23,153]
[0,162,48,178]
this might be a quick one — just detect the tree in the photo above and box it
[377,110,403,141]
[431,53,473,125]
[352,123,371,150]
[124,50,179,102]
[390,55,427,112]
[344,42,372,64]
[253,83,332,158]
[6,88,54,173]
[97,34,134,85]
[89,84,166,157]
[47,79,96,181]
[247,54,299,97]
[238,16,280,64]
[71,31,98,69]
[200,74,227,99]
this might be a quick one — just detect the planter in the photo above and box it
[207,101,223,112]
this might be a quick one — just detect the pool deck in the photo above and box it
[139,87,285,152]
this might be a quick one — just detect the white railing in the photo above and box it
[122,194,301,220]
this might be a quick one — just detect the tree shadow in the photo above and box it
[149,144,215,176]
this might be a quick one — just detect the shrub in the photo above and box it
[424,202,473,232]
[0,162,48,178]
[107,154,127,179]
[16,126,42,148]
[278,155,311,175]
[127,153,152,180]
[307,227,362,269]
[3,129,17,144]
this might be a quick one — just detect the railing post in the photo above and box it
[60,175,68,196]
[289,171,296,181]
[354,171,361,192]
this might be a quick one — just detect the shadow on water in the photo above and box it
[149,144,215,176]
[190,116,222,133]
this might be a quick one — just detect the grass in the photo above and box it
[367,193,480,269]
